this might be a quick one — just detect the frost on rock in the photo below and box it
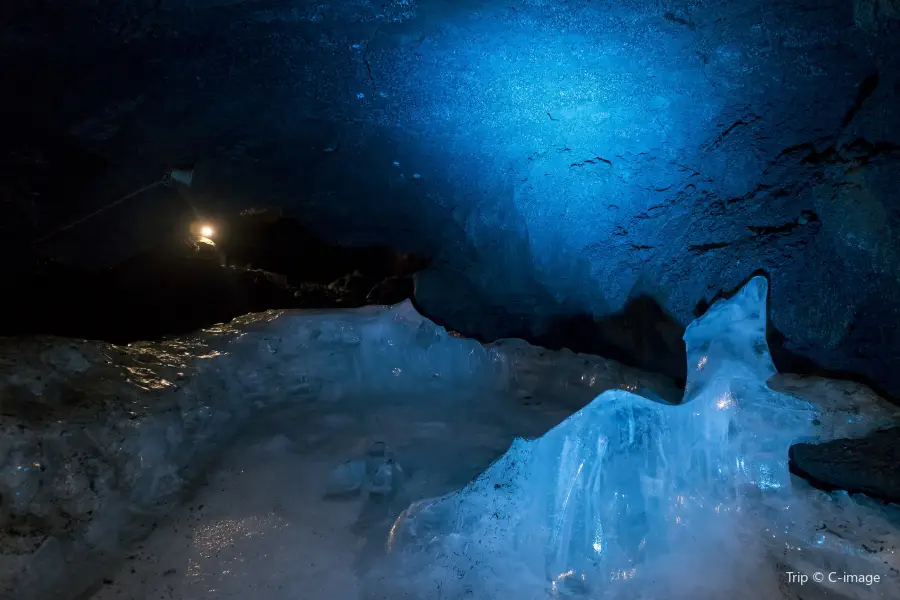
[370,277,900,600]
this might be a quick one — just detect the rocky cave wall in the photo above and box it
[2,0,900,395]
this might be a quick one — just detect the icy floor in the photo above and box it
[89,389,573,600]
[84,278,900,600]
[87,387,900,600]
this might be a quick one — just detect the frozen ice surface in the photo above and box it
[5,284,900,600]
[1,299,677,600]
[370,277,900,600]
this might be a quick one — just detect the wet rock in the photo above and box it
[790,428,900,504]
[774,375,900,502]
[770,374,900,440]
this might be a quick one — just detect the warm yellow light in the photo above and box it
[200,225,214,237]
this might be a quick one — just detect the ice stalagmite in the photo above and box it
[369,277,877,600]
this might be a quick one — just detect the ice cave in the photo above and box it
[2,1,900,599]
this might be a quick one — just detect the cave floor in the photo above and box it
[88,388,574,600]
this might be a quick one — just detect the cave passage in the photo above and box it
[3,1,900,599]
[3,0,900,398]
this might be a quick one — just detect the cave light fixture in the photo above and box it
[191,220,217,246]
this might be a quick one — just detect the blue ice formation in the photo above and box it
[374,277,828,599]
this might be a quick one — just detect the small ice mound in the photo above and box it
[326,442,405,499]
[363,277,889,600]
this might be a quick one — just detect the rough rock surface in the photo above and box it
[3,0,900,394]
[791,428,900,503]
[770,374,900,440]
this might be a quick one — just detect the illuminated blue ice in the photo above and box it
[369,277,898,599]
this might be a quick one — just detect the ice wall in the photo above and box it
[371,277,900,600]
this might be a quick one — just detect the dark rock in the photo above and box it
[366,276,415,306]
[790,428,900,503]
[0,218,427,343]
[217,215,428,288]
